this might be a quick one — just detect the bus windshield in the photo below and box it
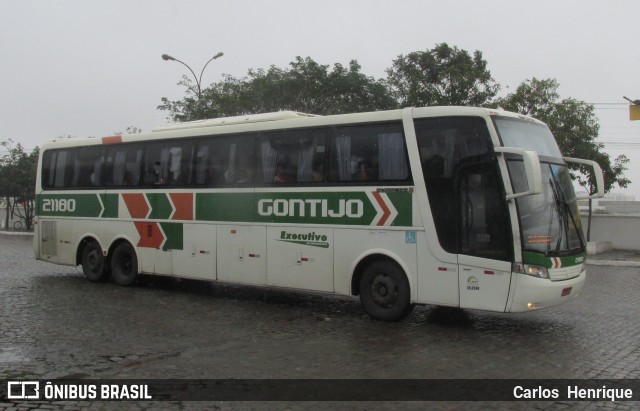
[495,118,585,256]
[494,117,562,158]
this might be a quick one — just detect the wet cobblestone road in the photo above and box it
[1,235,638,410]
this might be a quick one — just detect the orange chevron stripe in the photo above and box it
[122,193,149,219]
[372,192,391,226]
[169,193,193,220]
[134,221,165,248]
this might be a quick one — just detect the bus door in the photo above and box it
[457,162,513,312]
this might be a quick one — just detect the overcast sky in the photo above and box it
[2,0,639,197]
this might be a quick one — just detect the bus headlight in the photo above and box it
[513,263,549,279]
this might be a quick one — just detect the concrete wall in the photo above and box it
[583,214,640,251]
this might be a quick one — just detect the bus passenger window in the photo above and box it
[71,147,103,188]
[260,129,326,185]
[328,122,408,184]
[109,146,142,187]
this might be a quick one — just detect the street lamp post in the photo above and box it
[162,52,224,99]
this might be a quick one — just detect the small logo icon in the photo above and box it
[405,231,416,244]
[7,381,40,399]
[466,276,480,291]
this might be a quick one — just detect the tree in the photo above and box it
[495,78,630,240]
[158,57,395,121]
[386,43,500,107]
[0,140,39,230]
[114,126,143,136]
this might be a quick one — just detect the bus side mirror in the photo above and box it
[494,147,542,200]
[563,157,605,200]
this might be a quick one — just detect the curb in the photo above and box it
[0,230,33,236]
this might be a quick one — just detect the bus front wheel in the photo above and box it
[359,260,412,322]
[81,240,110,282]
[111,242,138,286]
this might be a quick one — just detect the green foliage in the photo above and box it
[159,57,395,121]
[495,78,630,194]
[0,140,39,230]
[386,43,500,107]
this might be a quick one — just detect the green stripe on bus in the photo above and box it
[160,222,183,250]
[37,194,103,217]
[195,193,255,222]
[100,193,119,218]
[37,190,413,226]
[195,191,412,226]
[147,193,174,220]
[523,251,587,268]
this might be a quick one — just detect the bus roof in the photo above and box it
[40,107,544,150]
[152,111,321,132]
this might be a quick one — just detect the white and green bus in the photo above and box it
[34,107,604,321]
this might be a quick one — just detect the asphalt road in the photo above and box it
[1,234,638,410]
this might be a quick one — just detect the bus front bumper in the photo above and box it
[507,269,586,312]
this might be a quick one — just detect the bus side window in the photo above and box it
[110,145,142,187]
[53,150,72,188]
[41,151,57,189]
[328,122,408,184]
[72,147,103,187]
[204,135,258,186]
[260,129,326,185]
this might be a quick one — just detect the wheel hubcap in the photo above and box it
[87,250,101,273]
[371,274,397,307]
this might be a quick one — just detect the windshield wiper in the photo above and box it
[548,170,584,255]
[548,177,567,254]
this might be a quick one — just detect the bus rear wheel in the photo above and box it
[111,242,138,286]
[359,260,412,322]
[81,240,110,282]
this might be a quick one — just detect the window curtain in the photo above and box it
[159,148,170,181]
[113,151,126,185]
[169,147,182,182]
[195,146,210,185]
[297,137,317,182]
[261,139,278,183]
[334,134,351,181]
[72,157,81,187]
[225,143,238,183]
[378,132,408,180]
[133,149,143,185]
[92,157,103,186]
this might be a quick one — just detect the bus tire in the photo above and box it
[111,242,138,286]
[81,240,110,282]
[359,260,412,322]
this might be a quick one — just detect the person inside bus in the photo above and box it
[274,164,294,183]
[234,168,251,184]
[143,161,164,185]
[311,160,324,182]
[354,161,370,181]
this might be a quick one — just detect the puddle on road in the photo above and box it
[0,347,30,363]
